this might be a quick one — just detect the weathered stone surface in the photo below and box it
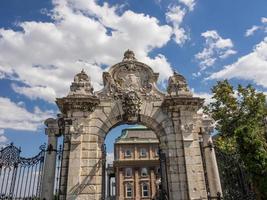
[53,50,222,200]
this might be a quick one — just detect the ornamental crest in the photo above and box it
[98,50,164,100]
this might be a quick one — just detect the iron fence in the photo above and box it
[0,143,45,199]
[215,147,256,200]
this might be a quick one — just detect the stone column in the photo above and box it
[202,117,222,198]
[41,118,60,200]
[107,176,110,198]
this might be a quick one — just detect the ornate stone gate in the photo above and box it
[44,50,222,200]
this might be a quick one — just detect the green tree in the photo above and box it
[204,80,267,199]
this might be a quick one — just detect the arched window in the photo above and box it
[141,182,149,197]
[141,167,148,177]
[125,183,133,198]
[125,167,132,177]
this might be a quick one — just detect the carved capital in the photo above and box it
[56,97,100,115]
[163,96,204,113]
[44,118,61,137]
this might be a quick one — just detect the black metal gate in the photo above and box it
[215,147,256,200]
[158,149,169,200]
[0,143,45,199]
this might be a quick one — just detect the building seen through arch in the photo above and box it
[106,126,161,200]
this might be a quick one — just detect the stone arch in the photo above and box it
[55,50,222,200]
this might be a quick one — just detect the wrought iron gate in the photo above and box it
[158,149,169,200]
[215,147,256,200]
[0,143,45,199]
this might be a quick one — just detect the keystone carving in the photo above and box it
[121,91,141,121]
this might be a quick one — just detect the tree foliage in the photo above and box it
[204,80,267,199]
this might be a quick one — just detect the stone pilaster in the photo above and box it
[201,116,222,198]
[180,108,207,200]
[163,95,207,200]
[41,118,60,200]
[169,109,188,200]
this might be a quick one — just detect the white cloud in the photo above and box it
[0,0,173,102]
[245,17,267,37]
[0,129,8,147]
[12,84,57,103]
[0,97,54,131]
[245,25,260,37]
[209,37,267,89]
[179,0,196,11]
[195,30,237,70]
[106,152,114,164]
[165,5,189,45]
[193,91,213,105]
[262,17,267,23]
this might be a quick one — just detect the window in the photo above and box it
[125,149,132,157]
[141,183,149,197]
[141,167,148,177]
[140,148,147,157]
[156,167,160,175]
[125,168,132,177]
[155,148,159,157]
[126,183,133,198]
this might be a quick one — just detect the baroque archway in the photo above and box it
[54,50,221,200]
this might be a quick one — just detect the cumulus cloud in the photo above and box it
[193,91,213,105]
[209,37,267,89]
[12,84,57,103]
[165,1,196,45]
[261,17,267,24]
[195,30,237,70]
[0,0,173,102]
[106,152,114,165]
[179,0,196,11]
[245,17,267,37]
[0,97,54,131]
[0,129,8,147]
[245,26,260,37]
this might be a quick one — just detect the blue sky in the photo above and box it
[0,0,266,156]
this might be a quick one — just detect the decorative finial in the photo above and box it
[123,49,136,61]
[68,69,94,96]
[167,71,192,96]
